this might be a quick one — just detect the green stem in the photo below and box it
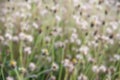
[1,68,5,80]
[9,41,13,60]
[27,34,42,66]
[51,38,55,62]
[64,69,68,80]
[58,49,64,80]
[14,68,21,80]
[37,69,52,77]
[19,41,23,66]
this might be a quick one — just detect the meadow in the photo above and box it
[0,0,120,80]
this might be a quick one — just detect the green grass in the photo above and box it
[0,0,120,80]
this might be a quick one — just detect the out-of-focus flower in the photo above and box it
[46,57,52,62]
[51,62,59,71]
[78,74,88,80]
[12,36,19,42]
[19,32,33,42]
[92,65,99,73]
[76,54,84,60]
[55,15,61,22]
[72,58,78,64]
[41,49,49,56]
[62,59,75,73]
[10,60,17,68]
[79,46,89,55]
[40,9,48,16]
[54,41,65,48]
[51,27,62,37]
[0,36,4,42]
[5,33,12,40]
[24,46,32,55]
[32,22,39,29]
[92,65,107,73]
[18,67,27,73]
[19,32,27,41]
[73,0,80,7]
[6,76,14,80]
[29,62,36,71]
[99,65,107,73]
[113,54,120,61]
[49,75,56,80]
[45,36,51,43]
[26,35,33,42]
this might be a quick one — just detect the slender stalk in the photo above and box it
[9,41,13,60]
[64,69,68,80]
[58,49,64,80]
[37,69,52,77]
[1,68,5,80]
[19,41,23,66]
[51,38,55,62]
[14,68,21,80]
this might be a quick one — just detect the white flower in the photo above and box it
[40,9,48,16]
[62,59,74,72]
[76,39,81,45]
[79,46,89,55]
[12,36,19,42]
[110,21,118,30]
[29,62,36,71]
[51,62,59,71]
[26,35,33,42]
[41,49,49,56]
[90,41,98,47]
[19,32,26,41]
[108,39,114,45]
[62,59,70,67]
[68,63,74,72]
[26,3,31,10]
[101,35,109,41]
[78,74,88,80]
[0,36,4,41]
[73,15,80,25]
[54,41,64,48]
[105,0,117,6]
[87,54,95,63]
[114,54,120,61]
[24,46,32,55]
[51,27,62,37]
[80,20,89,30]
[6,76,14,80]
[49,75,56,80]
[76,54,83,60]
[90,0,99,4]
[46,57,52,62]
[55,15,61,22]
[0,17,5,22]
[5,33,12,40]
[71,33,78,39]
[18,67,27,73]
[106,27,113,34]
[32,22,39,29]
[45,36,51,43]
[70,32,78,43]
[116,33,120,39]
[99,65,107,73]
[92,65,99,73]
[73,0,80,7]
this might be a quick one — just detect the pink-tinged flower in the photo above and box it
[29,62,36,71]
[78,74,88,80]
[6,76,14,80]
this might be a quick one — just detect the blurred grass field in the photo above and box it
[0,0,120,80]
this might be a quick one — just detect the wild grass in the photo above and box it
[0,0,120,80]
